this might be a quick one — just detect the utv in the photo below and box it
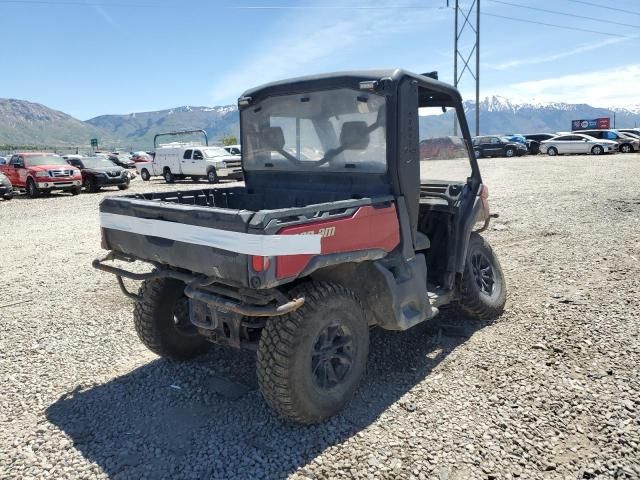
[94,69,506,424]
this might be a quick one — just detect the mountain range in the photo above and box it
[1,96,639,150]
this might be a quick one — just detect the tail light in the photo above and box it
[251,256,271,272]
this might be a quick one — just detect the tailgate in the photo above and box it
[100,196,255,285]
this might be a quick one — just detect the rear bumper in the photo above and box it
[37,180,81,189]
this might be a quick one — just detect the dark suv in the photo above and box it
[66,157,131,193]
[575,129,639,153]
[473,136,528,158]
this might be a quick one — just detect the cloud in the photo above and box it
[490,64,640,107]
[209,0,448,104]
[489,35,638,71]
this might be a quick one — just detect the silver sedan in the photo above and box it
[540,134,618,156]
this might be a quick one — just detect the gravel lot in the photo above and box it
[1,154,639,480]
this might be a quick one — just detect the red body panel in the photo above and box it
[275,204,400,279]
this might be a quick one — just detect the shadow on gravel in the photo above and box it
[46,311,487,480]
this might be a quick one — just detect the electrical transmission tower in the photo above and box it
[450,0,480,136]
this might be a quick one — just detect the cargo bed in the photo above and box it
[99,186,393,287]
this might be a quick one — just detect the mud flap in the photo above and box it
[374,253,437,331]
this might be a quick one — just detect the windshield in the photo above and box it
[82,158,118,169]
[203,147,229,158]
[242,88,387,173]
[25,155,67,166]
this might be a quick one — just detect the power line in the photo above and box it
[488,0,640,30]
[567,0,640,18]
[1,0,637,39]
[480,11,636,38]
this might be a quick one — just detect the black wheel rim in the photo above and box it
[471,252,496,296]
[172,297,197,336]
[311,323,354,390]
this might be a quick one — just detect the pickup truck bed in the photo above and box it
[100,186,394,287]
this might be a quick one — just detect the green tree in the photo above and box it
[221,134,238,146]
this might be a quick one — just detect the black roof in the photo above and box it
[240,69,461,104]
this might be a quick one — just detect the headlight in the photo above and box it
[220,161,227,168]
[35,171,49,178]
[122,170,129,178]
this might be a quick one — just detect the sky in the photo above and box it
[1,0,639,119]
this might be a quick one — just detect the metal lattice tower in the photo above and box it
[450,0,480,136]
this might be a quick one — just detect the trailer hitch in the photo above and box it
[92,254,305,317]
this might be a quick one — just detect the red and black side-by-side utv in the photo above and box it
[94,69,506,424]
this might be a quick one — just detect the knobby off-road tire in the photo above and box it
[134,277,208,360]
[257,282,369,424]
[460,232,507,320]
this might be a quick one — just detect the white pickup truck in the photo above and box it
[136,130,243,183]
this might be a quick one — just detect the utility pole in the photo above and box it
[451,0,480,136]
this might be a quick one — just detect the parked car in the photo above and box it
[523,133,556,154]
[540,134,617,156]
[93,68,506,424]
[65,156,131,192]
[419,136,468,160]
[0,172,13,200]
[0,152,82,197]
[572,129,639,153]
[131,151,152,163]
[107,153,137,179]
[472,136,528,158]
[616,129,640,140]
[223,144,241,156]
[153,138,243,183]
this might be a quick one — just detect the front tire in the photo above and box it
[118,183,130,190]
[620,143,633,153]
[70,186,81,195]
[134,277,208,360]
[26,178,39,198]
[591,145,604,155]
[257,282,369,424]
[505,148,515,158]
[459,233,506,320]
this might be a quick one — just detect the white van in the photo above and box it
[149,144,243,183]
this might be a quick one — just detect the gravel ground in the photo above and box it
[0,155,639,480]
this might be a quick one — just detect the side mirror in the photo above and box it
[340,121,369,150]
[584,139,588,142]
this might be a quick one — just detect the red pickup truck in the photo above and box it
[0,152,82,197]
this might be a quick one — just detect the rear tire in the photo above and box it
[163,168,175,184]
[134,277,208,360]
[459,233,506,320]
[140,169,151,181]
[26,178,39,198]
[547,147,558,156]
[257,282,369,424]
[591,145,604,155]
